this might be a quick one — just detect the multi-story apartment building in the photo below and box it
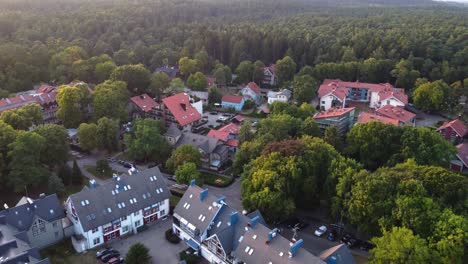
[66,168,170,252]
[313,107,356,136]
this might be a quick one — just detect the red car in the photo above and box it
[107,256,124,264]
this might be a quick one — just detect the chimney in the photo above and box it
[266,228,279,244]
[190,179,196,186]
[89,179,98,189]
[248,216,260,229]
[288,239,304,258]
[216,196,226,204]
[199,188,208,202]
[230,212,238,226]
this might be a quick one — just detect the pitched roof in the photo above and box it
[317,84,348,102]
[36,85,58,94]
[375,105,415,124]
[226,139,239,147]
[456,142,468,167]
[208,130,230,142]
[155,66,178,79]
[319,244,356,264]
[162,93,201,126]
[264,64,276,75]
[222,95,244,104]
[0,194,65,232]
[130,94,159,112]
[175,132,221,154]
[267,89,292,99]
[246,82,261,95]
[219,123,240,135]
[378,89,408,105]
[164,123,182,138]
[34,92,57,105]
[437,119,467,137]
[357,112,399,126]
[313,107,355,119]
[0,95,36,113]
[68,167,170,232]
[233,115,244,122]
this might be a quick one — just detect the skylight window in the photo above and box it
[245,246,250,253]
[128,185,132,190]
[133,198,137,203]
[186,204,190,209]
[198,214,203,220]
[217,221,222,227]
[143,194,147,199]
[201,216,206,222]
[279,252,284,257]
[124,186,128,191]
[112,190,115,195]
[49,209,54,214]
[189,194,193,198]
[238,235,244,242]
[156,189,160,194]
[118,204,122,209]
[107,208,112,213]
[253,235,257,240]
[129,199,134,204]
[248,248,254,255]
[85,200,90,205]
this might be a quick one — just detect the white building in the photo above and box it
[66,168,170,252]
[267,89,292,104]
[262,65,277,86]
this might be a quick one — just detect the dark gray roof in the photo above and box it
[319,244,356,264]
[234,223,325,264]
[155,66,178,79]
[0,224,49,264]
[0,194,65,232]
[173,185,223,234]
[175,132,221,154]
[165,123,182,137]
[69,167,170,232]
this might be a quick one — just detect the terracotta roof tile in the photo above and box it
[313,107,355,119]
[219,123,240,135]
[130,94,159,113]
[456,143,468,167]
[437,119,467,137]
[375,105,415,123]
[162,93,201,126]
[357,112,399,126]
[207,129,229,142]
[246,82,261,95]
[222,95,244,104]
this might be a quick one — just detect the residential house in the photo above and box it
[164,123,183,145]
[66,168,170,252]
[221,95,245,111]
[375,105,416,126]
[129,94,161,120]
[436,119,466,144]
[0,94,37,113]
[450,143,468,173]
[232,115,244,124]
[208,123,241,148]
[313,107,356,136]
[155,66,179,79]
[357,112,399,126]
[319,244,356,264]
[186,89,209,106]
[158,93,202,129]
[172,183,325,264]
[241,82,262,104]
[0,194,68,250]
[174,132,229,170]
[318,80,408,111]
[267,89,292,104]
[262,64,277,86]
[207,77,216,88]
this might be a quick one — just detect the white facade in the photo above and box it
[263,68,276,86]
[320,94,345,110]
[191,100,203,115]
[267,90,291,104]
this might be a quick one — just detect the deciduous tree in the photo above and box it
[125,119,170,162]
[166,144,202,172]
[77,123,97,152]
[175,162,201,185]
[110,64,151,94]
[35,124,69,169]
[125,243,151,264]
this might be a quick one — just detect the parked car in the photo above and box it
[122,162,133,168]
[359,241,375,252]
[341,234,361,248]
[117,160,124,165]
[327,229,337,241]
[314,225,327,237]
[96,248,113,258]
[107,257,124,264]
[100,251,119,262]
[217,116,228,121]
[222,113,231,117]
[251,120,258,127]
[210,112,218,115]
[282,217,309,230]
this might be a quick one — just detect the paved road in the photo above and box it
[204,178,243,211]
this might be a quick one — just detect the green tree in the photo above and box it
[96,117,120,152]
[77,123,97,152]
[300,117,321,137]
[149,72,170,99]
[276,56,297,84]
[35,124,69,169]
[125,119,170,162]
[324,126,343,151]
[187,72,207,91]
[92,80,129,121]
[213,66,227,86]
[208,86,222,104]
[235,61,254,84]
[57,85,84,128]
[7,131,47,192]
[238,121,254,142]
[48,172,65,195]
[164,78,185,95]
[175,162,201,185]
[94,61,116,83]
[413,80,453,112]
[0,103,44,130]
[96,158,112,178]
[178,57,199,77]
[257,114,302,141]
[71,159,83,185]
[253,60,265,84]
[110,64,151,94]
[391,59,420,90]
[292,74,318,104]
[0,120,16,184]
[166,144,202,172]
[370,227,431,264]
[125,243,151,264]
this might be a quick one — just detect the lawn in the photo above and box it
[41,240,100,264]
[84,165,117,180]
[200,172,234,187]
[170,195,181,207]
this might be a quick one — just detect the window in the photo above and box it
[121,216,127,221]
[52,222,58,228]
[55,231,59,238]
[135,220,141,227]
[160,209,165,216]
[134,211,140,216]
[122,225,129,233]
[92,227,98,233]
[93,237,100,245]
[387,100,391,105]
[321,101,325,104]
[32,219,46,237]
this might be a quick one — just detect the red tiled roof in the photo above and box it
[0,95,36,112]
[34,92,57,105]
[456,143,468,167]
[131,94,159,113]
[378,88,408,105]
[222,95,244,104]
[375,105,415,123]
[162,93,201,126]
[207,129,229,142]
[233,115,244,122]
[246,82,261,95]
[437,119,467,137]
[226,139,239,147]
[264,64,276,74]
[219,123,240,135]
[37,85,58,94]
[313,107,355,119]
[317,84,348,101]
[357,112,399,126]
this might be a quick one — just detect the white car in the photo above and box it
[217,116,228,121]
[314,225,327,237]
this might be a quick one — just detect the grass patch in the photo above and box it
[84,165,117,179]
[201,172,234,187]
[40,240,99,264]
[170,195,181,207]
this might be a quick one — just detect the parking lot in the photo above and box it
[109,218,186,264]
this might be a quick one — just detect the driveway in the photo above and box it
[109,219,185,264]
[204,179,242,211]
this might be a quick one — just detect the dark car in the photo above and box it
[341,234,361,248]
[95,248,113,258]
[359,241,375,252]
[101,252,119,263]
[123,162,133,168]
[215,119,224,123]
[107,257,124,264]
[327,229,337,241]
[282,217,309,230]
[210,112,218,115]
[117,160,124,165]
[222,113,231,117]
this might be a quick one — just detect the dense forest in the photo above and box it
[0,0,467,97]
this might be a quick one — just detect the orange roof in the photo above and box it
[437,119,467,137]
[0,95,36,113]
[162,93,201,126]
[357,112,399,126]
[375,105,415,123]
[131,94,159,112]
[313,107,355,119]
[226,139,239,147]
[222,95,243,104]
[246,82,261,95]
[207,129,229,142]
[219,123,240,135]
[456,143,468,167]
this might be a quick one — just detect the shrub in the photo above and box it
[165,228,181,244]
